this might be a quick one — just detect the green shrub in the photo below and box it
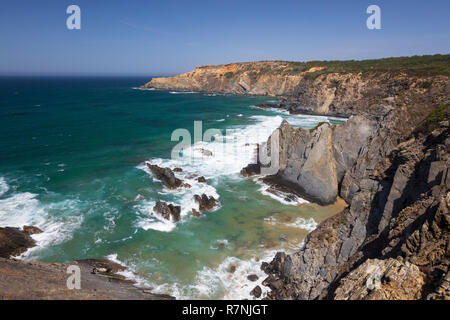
[224,72,234,79]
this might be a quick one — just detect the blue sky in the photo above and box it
[0,0,449,75]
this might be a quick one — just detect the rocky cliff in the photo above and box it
[144,55,450,300]
[258,95,449,300]
[143,61,305,95]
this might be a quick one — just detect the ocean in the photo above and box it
[0,76,345,299]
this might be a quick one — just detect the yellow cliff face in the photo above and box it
[143,61,307,96]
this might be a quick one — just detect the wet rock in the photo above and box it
[229,265,237,273]
[192,209,200,217]
[153,201,181,222]
[247,274,259,282]
[240,163,261,177]
[146,162,183,189]
[250,285,262,298]
[194,194,217,212]
[0,227,37,258]
[173,167,183,172]
[197,176,207,184]
[240,144,261,177]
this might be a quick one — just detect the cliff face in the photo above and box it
[261,115,375,204]
[260,103,449,300]
[143,61,309,95]
[146,58,449,300]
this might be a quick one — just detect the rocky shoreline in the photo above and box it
[144,56,450,300]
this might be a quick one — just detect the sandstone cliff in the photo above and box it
[143,61,305,95]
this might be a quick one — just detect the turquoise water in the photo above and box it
[0,77,345,299]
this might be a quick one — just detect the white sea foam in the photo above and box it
[169,91,197,94]
[0,178,83,258]
[135,111,343,226]
[264,215,318,232]
[132,87,155,91]
[255,179,309,206]
[106,254,154,289]
[285,217,318,232]
[0,196,83,258]
[0,177,9,197]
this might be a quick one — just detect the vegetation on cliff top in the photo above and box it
[415,103,450,134]
[286,54,450,78]
[238,54,450,78]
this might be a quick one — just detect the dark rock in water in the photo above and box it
[182,183,191,188]
[240,163,261,177]
[260,262,270,274]
[153,201,181,222]
[197,176,207,183]
[23,226,43,235]
[146,162,183,189]
[250,285,262,298]
[192,209,200,217]
[229,265,237,273]
[173,167,183,172]
[194,194,217,212]
[247,274,259,282]
[240,144,261,177]
[0,227,37,258]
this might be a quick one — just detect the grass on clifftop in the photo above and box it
[283,54,450,78]
[415,103,450,134]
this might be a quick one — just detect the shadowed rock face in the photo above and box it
[153,201,181,222]
[260,116,375,205]
[146,162,183,189]
[261,118,449,300]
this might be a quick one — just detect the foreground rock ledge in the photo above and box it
[0,257,175,300]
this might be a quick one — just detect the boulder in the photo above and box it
[146,162,183,189]
[194,194,217,212]
[247,274,259,282]
[250,285,262,298]
[0,227,37,258]
[197,176,207,184]
[153,201,181,222]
